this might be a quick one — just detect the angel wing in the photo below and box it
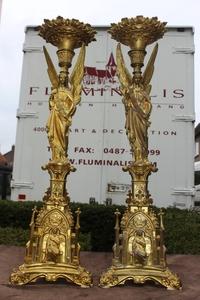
[69,44,86,104]
[116,43,132,91]
[142,43,158,95]
[43,46,59,89]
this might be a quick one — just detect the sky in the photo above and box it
[0,0,199,154]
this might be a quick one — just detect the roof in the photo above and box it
[0,153,8,166]
[106,53,117,67]
[84,67,97,76]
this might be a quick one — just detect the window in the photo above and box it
[195,171,200,185]
[195,142,199,157]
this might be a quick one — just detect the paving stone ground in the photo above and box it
[0,245,200,300]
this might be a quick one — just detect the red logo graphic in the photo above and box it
[83,53,117,85]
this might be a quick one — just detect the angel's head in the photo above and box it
[59,71,68,87]
[133,73,142,86]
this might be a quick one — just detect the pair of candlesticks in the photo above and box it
[10,16,181,290]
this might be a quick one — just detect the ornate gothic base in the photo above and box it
[9,195,92,287]
[99,265,181,289]
[10,262,92,287]
[99,203,181,290]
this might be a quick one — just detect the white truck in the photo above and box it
[11,25,195,208]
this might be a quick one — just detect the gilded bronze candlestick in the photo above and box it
[100,16,181,289]
[10,16,96,287]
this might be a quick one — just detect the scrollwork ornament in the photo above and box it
[99,268,119,287]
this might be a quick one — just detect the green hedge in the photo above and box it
[0,200,42,229]
[163,207,200,254]
[0,200,200,254]
[0,227,29,246]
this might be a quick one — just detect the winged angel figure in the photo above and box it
[116,43,158,163]
[43,45,85,162]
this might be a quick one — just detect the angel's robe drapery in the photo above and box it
[123,85,152,162]
[46,87,76,161]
